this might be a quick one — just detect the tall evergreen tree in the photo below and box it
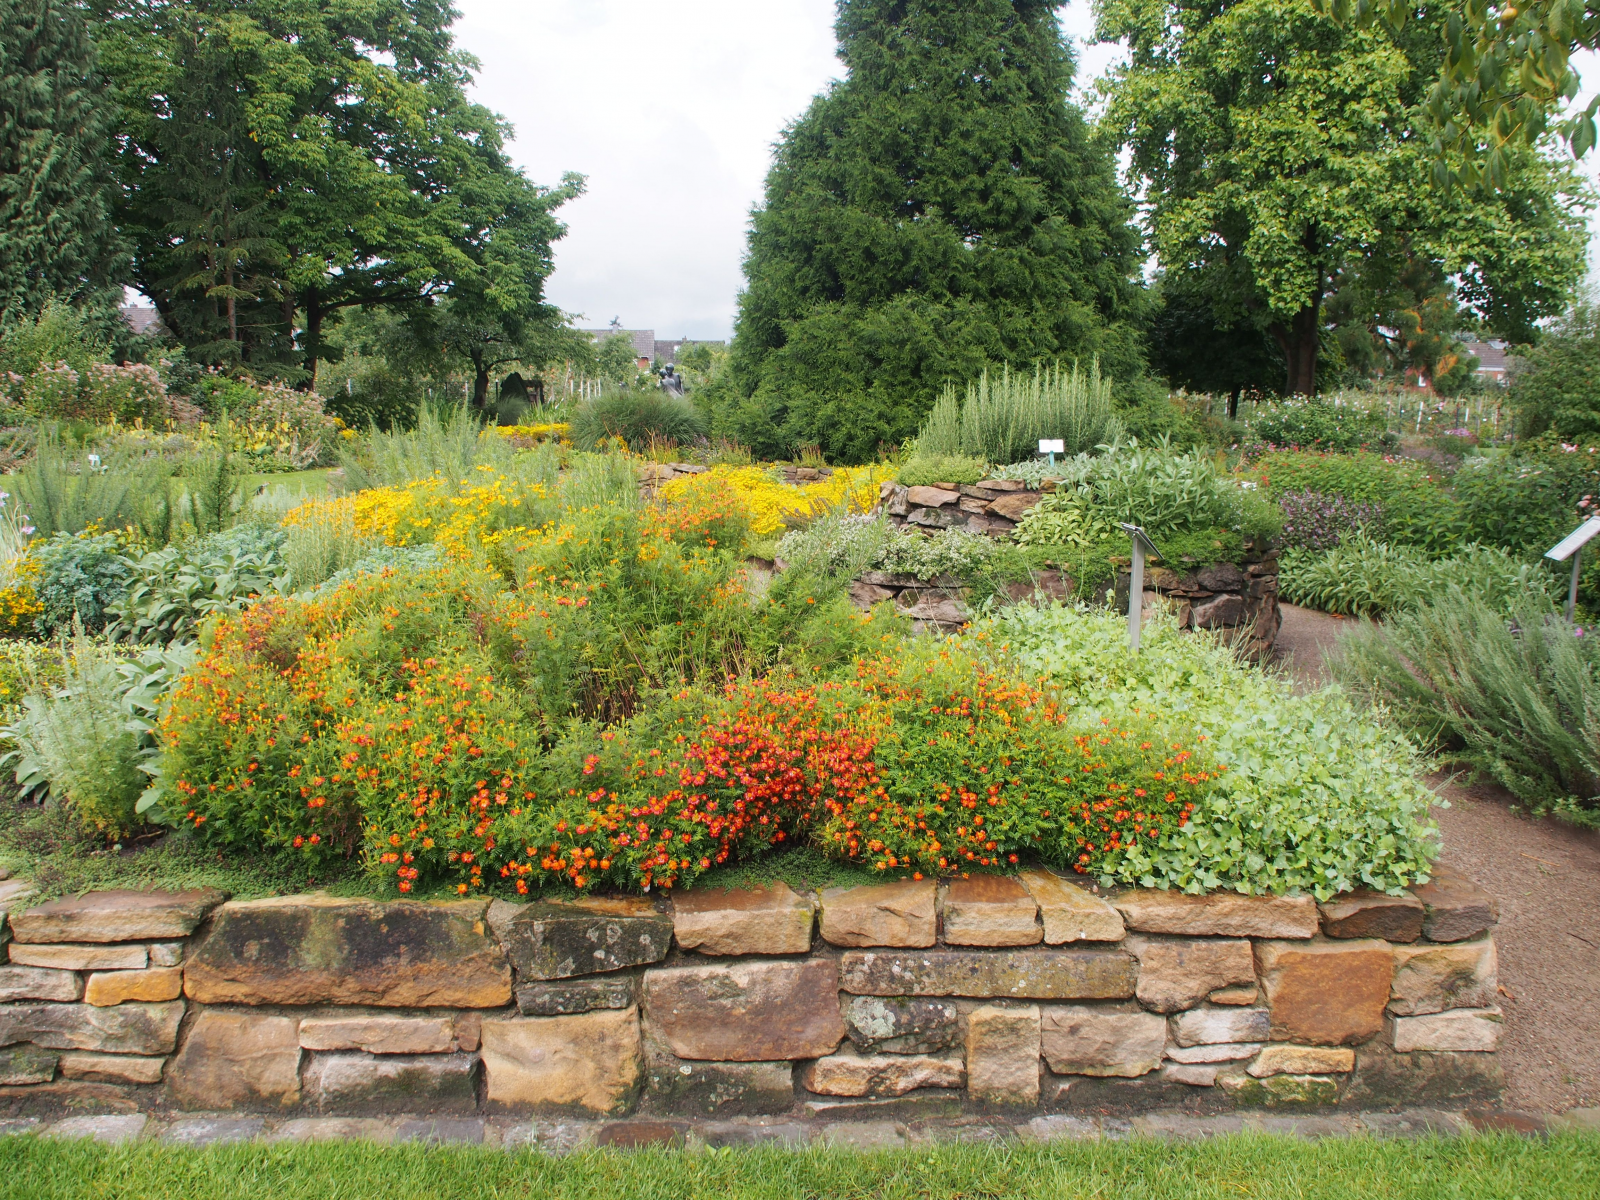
[723,0,1145,463]
[0,0,122,317]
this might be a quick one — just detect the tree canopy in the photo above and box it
[1097,0,1588,396]
[722,0,1147,463]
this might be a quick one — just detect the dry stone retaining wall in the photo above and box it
[0,869,1500,1118]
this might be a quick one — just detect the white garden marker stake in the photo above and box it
[1120,523,1161,651]
[1039,437,1064,470]
[1545,515,1600,621]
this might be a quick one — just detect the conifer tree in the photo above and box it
[0,0,121,317]
[723,0,1145,463]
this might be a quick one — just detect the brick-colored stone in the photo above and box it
[1255,939,1393,1046]
[1317,891,1424,942]
[965,1004,1040,1106]
[0,965,82,1002]
[1392,1007,1503,1053]
[941,877,1041,946]
[1389,940,1497,1017]
[1247,1044,1356,1077]
[480,1008,642,1113]
[167,1010,302,1109]
[906,485,960,508]
[839,949,1136,999]
[985,491,1043,521]
[671,884,813,956]
[644,959,845,1061]
[801,1046,965,1097]
[1410,865,1497,943]
[0,1045,57,1085]
[819,881,936,948]
[499,897,672,981]
[184,895,511,1007]
[84,967,183,1006]
[842,995,961,1054]
[297,1015,456,1055]
[0,1000,184,1054]
[516,976,636,1017]
[304,1052,478,1112]
[1165,1042,1261,1063]
[1170,1007,1270,1047]
[1017,871,1124,943]
[57,1052,166,1084]
[1112,891,1318,938]
[9,888,225,944]
[453,1012,481,1053]
[7,943,147,971]
[1039,1006,1165,1077]
[1208,984,1260,1005]
[1126,936,1255,1014]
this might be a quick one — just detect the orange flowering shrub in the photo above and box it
[643,475,752,551]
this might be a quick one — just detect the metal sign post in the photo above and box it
[1544,515,1600,621]
[1120,523,1161,651]
[1038,438,1064,471]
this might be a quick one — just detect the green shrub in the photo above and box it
[1506,303,1600,441]
[1245,398,1396,453]
[29,531,132,636]
[1014,492,1117,548]
[1334,588,1600,824]
[1280,534,1550,617]
[916,362,1121,464]
[1088,445,1244,537]
[1452,437,1600,555]
[1245,451,1461,553]
[568,387,706,451]
[981,602,1438,896]
[339,404,516,492]
[897,455,989,486]
[108,526,288,645]
[13,437,177,543]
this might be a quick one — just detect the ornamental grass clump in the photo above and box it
[916,361,1121,464]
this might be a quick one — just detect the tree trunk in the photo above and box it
[1227,386,1241,420]
[302,298,323,389]
[471,365,490,409]
[1269,298,1322,396]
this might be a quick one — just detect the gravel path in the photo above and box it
[1274,603,1600,1113]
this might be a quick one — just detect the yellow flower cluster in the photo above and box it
[0,555,42,635]
[493,423,570,444]
[657,463,897,536]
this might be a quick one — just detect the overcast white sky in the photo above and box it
[452,1,1600,341]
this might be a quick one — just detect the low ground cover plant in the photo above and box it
[1279,535,1549,617]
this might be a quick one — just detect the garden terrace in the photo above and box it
[0,873,1501,1122]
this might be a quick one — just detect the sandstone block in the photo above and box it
[1249,1045,1355,1077]
[642,1032,794,1115]
[906,486,960,508]
[849,581,896,608]
[1126,936,1255,1014]
[480,1008,642,1113]
[0,1044,57,1085]
[1345,1039,1505,1107]
[671,884,814,956]
[46,1114,148,1144]
[1039,1006,1165,1077]
[84,967,183,1006]
[499,898,672,981]
[1410,865,1497,943]
[1160,1063,1217,1086]
[819,881,936,948]
[149,943,185,968]
[167,1010,302,1109]
[8,943,147,971]
[801,1046,964,1097]
[184,895,511,1007]
[1165,1042,1261,1063]
[1317,891,1424,942]
[1017,871,1124,943]
[454,1012,481,1053]
[839,949,1136,1000]
[57,1052,165,1084]
[9,888,225,944]
[304,1052,478,1112]
[516,976,636,1017]
[1255,938,1393,1046]
[965,1004,1040,1106]
[645,959,845,1061]
[1392,1006,1502,1053]
[0,965,82,1002]
[1389,940,1497,1017]
[985,491,1043,521]
[941,877,1041,946]
[297,1015,456,1055]
[0,1000,184,1054]
[1170,1007,1270,1047]
[1208,984,1260,1005]
[1220,1072,1340,1107]
[1196,563,1248,591]
[1191,594,1245,628]
[842,995,960,1054]
[1112,890,1318,939]
[978,479,1027,492]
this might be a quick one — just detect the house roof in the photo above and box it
[120,306,164,336]
[1461,341,1508,373]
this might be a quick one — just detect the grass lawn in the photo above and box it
[244,466,333,498]
[2,1133,1596,1200]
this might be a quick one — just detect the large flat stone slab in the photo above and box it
[671,884,813,956]
[9,889,225,944]
[1255,939,1393,1046]
[941,877,1041,946]
[839,949,1136,999]
[84,967,183,1006]
[498,898,672,981]
[966,1004,1039,1106]
[297,1014,457,1055]
[57,1052,166,1084]
[1248,1045,1355,1077]
[1410,866,1498,943]
[1317,891,1424,942]
[1113,890,1318,939]
[1040,1006,1165,1077]
[842,995,961,1054]
[1389,941,1497,1017]
[801,1046,964,1097]
[0,1000,184,1054]
[0,966,82,1002]
[642,1027,795,1115]
[819,881,937,948]
[1392,1006,1503,1053]
[184,895,511,1007]
[1170,1007,1271,1047]
[1017,871,1124,943]
[480,1009,642,1113]
[645,959,845,1061]
[1126,937,1255,1014]
[0,1045,58,1085]
[516,976,637,1017]
[304,1052,478,1112]
[8,943,147,970]
[168,1009,302,1110]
